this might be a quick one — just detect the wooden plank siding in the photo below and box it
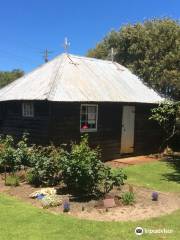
[134,104,163,155]
[0,101,50,144]
[49,102,122,160]
[0,101,163,160]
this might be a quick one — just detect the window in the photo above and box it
[80,104,98,132]
[22,102,34,117]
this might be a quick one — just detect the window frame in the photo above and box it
[80,104,98,132]
[22,102,34,118]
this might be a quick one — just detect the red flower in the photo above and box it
[82,123,88,129]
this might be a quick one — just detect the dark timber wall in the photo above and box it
[49,102,122,160]
[0,101,50,144]
[134,104,163,155]
[0,101,163,160]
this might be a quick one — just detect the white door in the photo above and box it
[120,106,135,153]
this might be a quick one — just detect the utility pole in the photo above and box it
[42,49,52,63]
[111,47,114,62]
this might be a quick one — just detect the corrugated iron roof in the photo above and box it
[0,53,163,103]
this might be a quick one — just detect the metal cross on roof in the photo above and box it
[64,37,70,53]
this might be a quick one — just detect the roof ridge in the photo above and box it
[46,54,67,100]
[0,53,66,99]
[68,54,116,64]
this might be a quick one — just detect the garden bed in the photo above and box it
[0,175,180,222]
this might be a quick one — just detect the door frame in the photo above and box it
[120,105,135,154]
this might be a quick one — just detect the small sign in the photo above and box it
[103,198,116,208]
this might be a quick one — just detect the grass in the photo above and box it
[124,160,180,192]
[0,160,180,240]
[0,193,180,240]
[5,175,20,187]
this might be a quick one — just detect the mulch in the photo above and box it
[105,154,162,168]
[0,174,180,222]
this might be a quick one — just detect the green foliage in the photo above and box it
[0,134,32,174]
[87,18,180,100]
[27,145,64,187]
[0,135,20,173]
[16,133,32,167]
[121,192,135,205]
[0,134,126,194]
[60,135,103,194]
[60,135,126,195]
[5,175,20,186]
[101,167,127,194]
[150,101,179,147]
[87,43,109,60]
[26,171,40,187]
[150,101,176,126]
[0,69,24,88]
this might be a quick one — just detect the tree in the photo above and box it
[87,18,180,100]
[149,101,180,149]
[0,69,24,88]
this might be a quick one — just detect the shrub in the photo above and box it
[0,135,20,173]
[16,133,32,167]
[0,134,31,174]
[41,194,62,208]
[101,168,127,194]
[121,192,135,205]
[27,145,64,187]
[26,171,41,187]
[5,175,20,187]
[0,134,31,185]
[60,135,103,195]
[0,134,127,194]
[60,135,127,196]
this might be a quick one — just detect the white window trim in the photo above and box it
[22,102,34,118]
[80,104,98,132]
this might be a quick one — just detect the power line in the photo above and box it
[0,54,33,68]
[1,37,43,53]
[0,48,36,63]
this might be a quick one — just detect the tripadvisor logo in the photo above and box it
[135,227,173,235]
[135,227,144,235]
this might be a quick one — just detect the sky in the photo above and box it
[0,0,179,72]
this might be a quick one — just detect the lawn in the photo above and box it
[124,160,180,192]
[1,160,180,240]
[0,193,180,240]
